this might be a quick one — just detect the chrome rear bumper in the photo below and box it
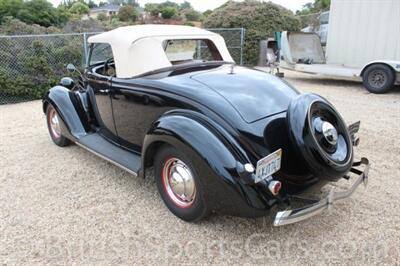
[273,158,369,226]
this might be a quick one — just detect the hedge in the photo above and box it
[203,0,300,65]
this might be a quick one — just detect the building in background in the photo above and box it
[89,4,121,19]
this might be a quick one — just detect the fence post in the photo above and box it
[240,28,245,65]
[83,32,88,67]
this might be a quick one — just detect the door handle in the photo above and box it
[99,89,110,93]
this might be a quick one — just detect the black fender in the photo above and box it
[42,86,88,140]
[142,111,278,217]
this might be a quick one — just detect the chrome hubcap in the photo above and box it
[322,121,338,145]
[49,109,61,138]
[162,158,196,208]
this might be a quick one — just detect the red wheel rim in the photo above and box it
[162,157,196,208]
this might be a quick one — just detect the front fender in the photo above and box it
[142,112,277,217]
[43,86,87,139]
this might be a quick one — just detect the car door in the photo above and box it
[86,43,118,140]
[110,82,172,152]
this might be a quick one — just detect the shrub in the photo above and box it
[0,16,61,34]
[183,21,194,26]
[0,25,83,101]
[183,8,201,21]
[160,6,177,19]
[118,5,139,22]
[15,0,60,27]
[203,0,300,65]
[62,17,105,33]
[144,3,161,16]
[69,2,90,15]
[0,40,65,99]
[97,13,108,21]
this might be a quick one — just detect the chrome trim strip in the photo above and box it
[75,142,138,177]
[274,158,369,226]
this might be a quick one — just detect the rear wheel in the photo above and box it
[154,145,208,222]
[362,64,395,94]
[46,104,71,147]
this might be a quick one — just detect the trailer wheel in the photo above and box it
[362,64,395,94]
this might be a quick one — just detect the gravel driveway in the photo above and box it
[1,70,399,265]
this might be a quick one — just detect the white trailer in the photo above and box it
[280,0,400,93]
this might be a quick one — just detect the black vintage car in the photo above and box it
[43,25,369,226]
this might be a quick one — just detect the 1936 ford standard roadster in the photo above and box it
[43,25,369,226]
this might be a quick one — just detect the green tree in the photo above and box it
[55,5,71,25]
[0,0,23,24]
[159,1,179,9]
[144,3,160,16]
[16,0,59,27]
[315,0,331,10]
[60,0,74,8]
[204,0,300,65]
[118,5,139,22]
[69,2,90,15]
[296,0,331,28]
[160,6,177,19]
[183,8,201,21]
[179,1,191,10]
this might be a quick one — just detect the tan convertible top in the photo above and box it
[88,25,234,78]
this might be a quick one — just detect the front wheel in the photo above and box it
[154,145,208,222]
[362,64,395,94]
[46,104,71,147]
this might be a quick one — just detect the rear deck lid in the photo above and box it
[191,66,299,123]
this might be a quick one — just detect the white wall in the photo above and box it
[326,0,400,67]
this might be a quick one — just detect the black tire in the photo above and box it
[154,145,208,222]
[46,104,71,147]
[362,64,395,94]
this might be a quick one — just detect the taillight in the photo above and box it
[268,180,282,195]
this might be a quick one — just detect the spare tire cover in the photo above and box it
[286,93,353,180]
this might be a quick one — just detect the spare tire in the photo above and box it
[286,94,353,180]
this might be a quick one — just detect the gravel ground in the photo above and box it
[1,69,399,265]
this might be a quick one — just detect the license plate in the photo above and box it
[255,149,282,183]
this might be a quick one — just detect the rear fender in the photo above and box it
[43,86,88,140]
[142,112,276,216]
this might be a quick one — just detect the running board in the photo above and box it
[76,133,141,176]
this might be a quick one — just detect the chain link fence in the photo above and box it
[0,28,245,105]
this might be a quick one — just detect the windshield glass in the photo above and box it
[164,39,223,66]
